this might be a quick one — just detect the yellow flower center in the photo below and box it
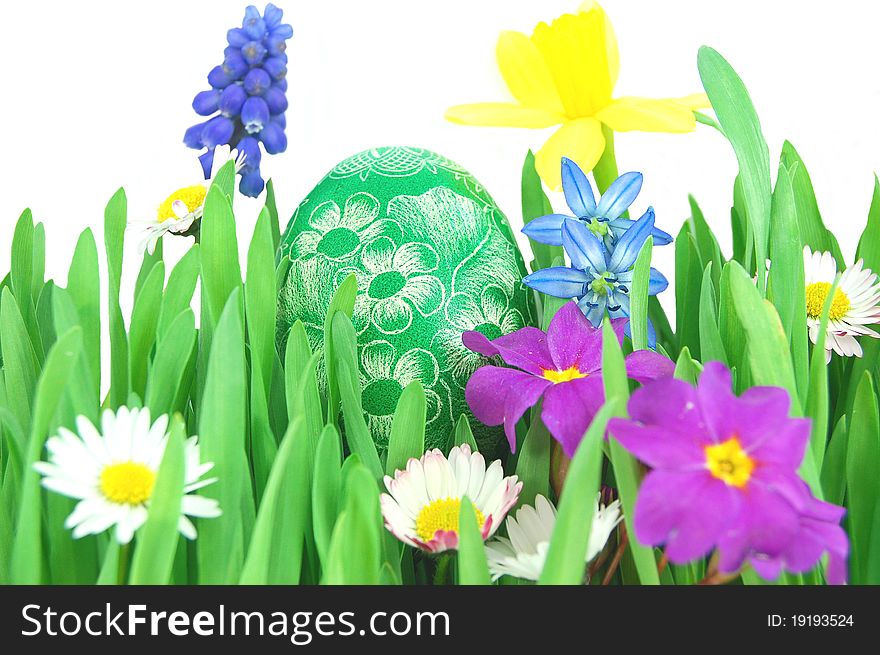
[704,437,754,488]
[805,282,851,321]
[157,185,207,222]
[415,498,485,542]
[99,462,156,505]
[542,366,587,384]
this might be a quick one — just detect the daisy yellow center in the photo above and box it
[542,366,587,384]
[157,185,207,222]
[805,282,850,321]
[99,462,156,505]
[704,437,754,488]
[415,498,485,542]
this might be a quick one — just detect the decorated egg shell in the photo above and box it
[277,146,536,457]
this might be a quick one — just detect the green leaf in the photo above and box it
[134,240,163,302]
[211,159,236,202]
[674,225,703,360]
[846,372,880,583]
[10,327,82,584]
[324,464,382,584]
[157,246,200,340]
[284,321,324,446]
[145,310,197,417]
[856,174,880,272]
[264,179,282,251]
[602,319,660,585]
[521,150,563,271]
[332,312,384,480]
[31,222,45,304]
[820,416,848,507]
[240,417,311,584]
[452,413,479,451]
[197,290,251,584]
[629,236,653,351]
[698,265,726,364]
[323,274,358,426]
[673,346,701,384]
[200,186,242,328]
[66,229,101,399]
[386,381,426,475]
[688,195,725,276]
[128,262,165,399]
[698,47,772,292]
[780,141,845,266]
[246,208,276,397]
[457,495,491,585]
[129,416,186,584]
[104,188,129,408]
[0,287,39,435]
[514,413,551,509]
[312,424,343,569]
[539,401,618,584]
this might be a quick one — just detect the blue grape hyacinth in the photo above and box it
[184,4,292,197]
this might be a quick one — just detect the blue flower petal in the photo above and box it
[562,218,608,272]
[198,148,215,179]
[608,292,631,318]
[192,90,220,116]
[578,297,606,327]
[608,215,674,246]
[561,157,596,217]
[648,267,669,295]
[607,208,654,273]
[522,213,569,246]
[260,120,287,154]
[523,267,589,299]
[596,172,643,219]
[239,167,265,197]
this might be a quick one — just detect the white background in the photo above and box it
[2,0,879,322]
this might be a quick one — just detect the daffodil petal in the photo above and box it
[671,93,712,110]
[596,97,697,133]
[496,30,565,115]
[535,119,605,191]
[445,103,563,128]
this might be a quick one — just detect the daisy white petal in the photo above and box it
[34,406,221,545]
[380,444,521,554]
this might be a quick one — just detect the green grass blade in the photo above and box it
[539,401,618,584]
[157,245,200,340]
[846,372,879,583]
[264,179,282,251]
[200,186,242,328]
[66,229,101,399]
[312,424,343,569]
[145,309,197,417]
[602,319,660,585]
[323,274,358,427]
[452,413,479,451]
[129,416,186,584]
[240,417,310,584]
[698,46,772,292]
[197,290,251,584]
[820,416,848,507]
[386,380,426,475]
[10,327,82,584]
[128,262,165,399]
[698,264,726,364]
[514,412,551,509]
[104,188,129,408]
[629,236,653,351]
[1,287,39,435]
[457,495,491,585]
[521,150,563,271]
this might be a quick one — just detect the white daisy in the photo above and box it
[804,246,880,360]
[485,494,622,582]
[380,444,522,553]
[34,406,221,544]
[131,144,247,255]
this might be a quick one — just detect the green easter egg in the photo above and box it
[276,146,536,458]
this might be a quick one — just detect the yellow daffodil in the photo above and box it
[445,1,710,189]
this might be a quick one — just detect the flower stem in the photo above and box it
[433,552,455,586]
[601,523,629,585]
[117,543,131,585]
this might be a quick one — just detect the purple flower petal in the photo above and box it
[462,328,554,376]
[626,376,709,440]
[607,420,706,470]
[624,349,675,384]
[633,470,739,563]
[748,418,811,470]
[464,366,551,452]
[541,376,606,456]
[546,302,602,372]
[696,361,739,443]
